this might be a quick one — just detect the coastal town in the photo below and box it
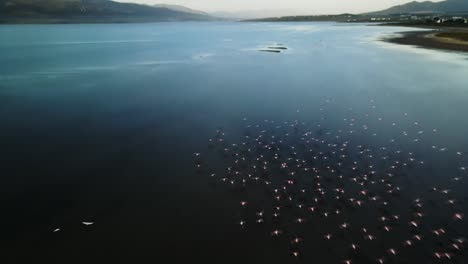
[249,13,468,27]
[366,13,468,25]
[369,14,466,23]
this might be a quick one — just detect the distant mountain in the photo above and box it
[153,4,208,16]
[212,9,307,20]
[367,0,468,15]
[0,0,214,23]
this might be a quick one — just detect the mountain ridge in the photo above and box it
[0,0,214,23]
[367,0,468,15]
[152,4,209,16]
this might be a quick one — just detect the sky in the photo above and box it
[114,0,444,15]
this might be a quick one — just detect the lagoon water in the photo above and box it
[1,22,468,263]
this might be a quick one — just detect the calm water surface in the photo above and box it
[1,22,468,263]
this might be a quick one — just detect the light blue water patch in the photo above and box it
[0,23,468,140]
[1,22,468,143]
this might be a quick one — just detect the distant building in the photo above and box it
[453,17,465,23]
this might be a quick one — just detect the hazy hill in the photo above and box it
[212,9,308,20]
[368,0,468,15]
[153,4,208,16]
[0,0,214,23]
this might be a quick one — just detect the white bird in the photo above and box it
[82,222,94,226]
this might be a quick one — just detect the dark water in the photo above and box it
[0,22,468,263]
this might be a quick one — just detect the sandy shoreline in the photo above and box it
[384,28,468,53]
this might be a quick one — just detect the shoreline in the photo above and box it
[383,28,468,53]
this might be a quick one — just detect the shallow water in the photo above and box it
[0,22,468,263]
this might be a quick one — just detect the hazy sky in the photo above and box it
[115,0,444,14]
